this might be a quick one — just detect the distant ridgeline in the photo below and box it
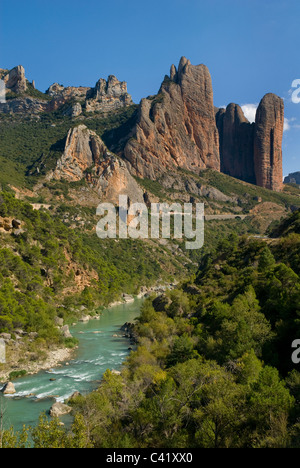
[284,172,300,186]
[0,58,285,194]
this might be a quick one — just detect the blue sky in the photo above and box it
[0,0,299,176]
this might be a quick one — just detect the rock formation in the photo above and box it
[0,60,285,192]
[49,402,72,417]
[284,172,300,185]
[124,57,220,179]
[1,382,16,395]
[216,104,255,184]
[253,93,284,191]
[0,65,132,115]
[45,83,90,112]
[0,97,48,114]
[62,102,82,117]
[51,125,143,204]
[85,75,133,113]
[53,125,105,181]
[2,65,27,94]
[215,94,284,191]
[46,75,133,114]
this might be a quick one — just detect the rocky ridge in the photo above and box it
[216,103,255,184]
[253,93,284,191]
[0,59,285,192]
[284,172,300,185]
[124,57,220,179]
[0,65,133,116]
[124,57,284,192]
[49,124,144,204]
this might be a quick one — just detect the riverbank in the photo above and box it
[0,283,175,385]
[0,343,76,383]
[0,300,144,433]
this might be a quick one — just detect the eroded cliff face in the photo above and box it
[0,61,284,192]
[1,65,27,94]
[215,93,284,192]
[216,104,255,184]
[46,75,133,114]
[253,93,284,191]
[50,125,143,204]
[0,65,133,116]
[284,172,300,185]
[124,57,220,179]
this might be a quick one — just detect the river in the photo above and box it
[0,299,143,434]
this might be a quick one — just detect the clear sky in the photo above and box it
[0,0,299,176]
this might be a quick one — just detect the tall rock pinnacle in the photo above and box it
[124,57,220,179]
[254,93,284,191]
[216,103,255,184]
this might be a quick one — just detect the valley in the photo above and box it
[0,56,299,448]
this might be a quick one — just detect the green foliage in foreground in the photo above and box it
[0,192,180,339]
[3,212,300,448]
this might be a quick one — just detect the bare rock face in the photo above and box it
[90,156,144,204]
[53,125,103,181]
[284,172,300,185]
[49,402,72,418]
[46,83,90,112]
[0,97,48,114]
[124,57,220,179]
[254,93,284,191]
[1,382,16,395]
[3,65,27,94]
[216,104,255,184]
[62,102,82,117]
[85,75,133,113]
[46,75,133,115]
[51,125,143,203]
[0,65,50,114]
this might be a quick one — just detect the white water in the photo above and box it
[0,299,142,433]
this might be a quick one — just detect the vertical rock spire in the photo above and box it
[124,57,220,179]
[254,93,284,191]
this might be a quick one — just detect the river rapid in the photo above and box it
[0,299,143,433]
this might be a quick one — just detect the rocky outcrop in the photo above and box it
[120,322,137,343]
[215,94,284,191]
[46,83,90,113]
[1,382,16,395]
[124,57,220,179]
[60,325,73,339]
[51,125,143,204]
[216,104,255,184]
[0,61,284,192]
[52,125,106,181]
[0,65,50,114]
[62,102,82,117]
[2,65,27,94]
[85,75,133,113]
[49,402,72,417]
[253,94,284,192]
[284,172,300,185]
[46,75,133,114]
[0,97,48,114]
[0,217,23,234]
[0,65,132,115]
[158,173,238,203]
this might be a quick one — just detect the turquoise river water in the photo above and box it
[0,299,143,433]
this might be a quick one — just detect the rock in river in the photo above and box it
[49,402,72,418]
[1,382,16,395]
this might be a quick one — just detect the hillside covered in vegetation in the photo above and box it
[3,210,300,448]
